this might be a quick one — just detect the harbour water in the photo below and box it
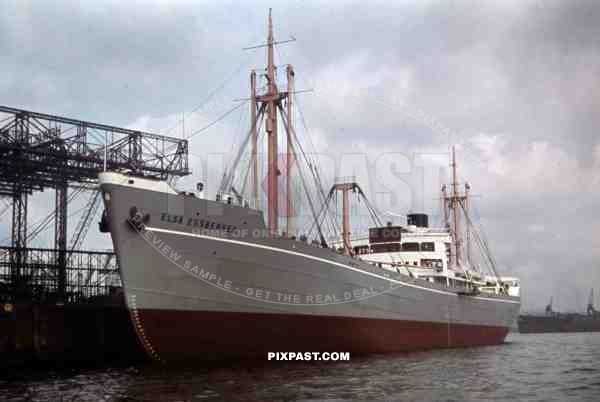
[2,332,600,401]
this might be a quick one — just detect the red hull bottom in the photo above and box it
[133,309,509,362]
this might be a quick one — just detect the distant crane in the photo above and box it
[587,289,598,316]
[0,105,190,302]
[545,296,554,316]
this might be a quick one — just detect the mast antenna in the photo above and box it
[243,8,296,51]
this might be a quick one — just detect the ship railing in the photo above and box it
[215,192,253,208]
[335,230,451,246]
[334,175,357,185]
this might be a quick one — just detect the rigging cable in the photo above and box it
[292,93,342,240]
[186,100,248,141]
[278,105,328,246]
[219,105,266,193]
[240,117,267,198]
[161,55,255,139]
[68,190,102,259]
[458,200,501,284]
[225,94,251,192]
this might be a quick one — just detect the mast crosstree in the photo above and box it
[220,9,330,244]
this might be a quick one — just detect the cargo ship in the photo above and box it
[518,291,600,333]
[98,11,520,362]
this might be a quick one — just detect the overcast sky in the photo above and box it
[2,0,600,311]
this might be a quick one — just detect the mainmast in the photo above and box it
[265,9,279,233]
[247,9,295,234]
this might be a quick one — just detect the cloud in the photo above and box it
[2,0,600,311]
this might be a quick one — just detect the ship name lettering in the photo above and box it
[160,213,183,224]
[161,212,237,233]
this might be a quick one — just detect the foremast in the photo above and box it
[442,146,471,269]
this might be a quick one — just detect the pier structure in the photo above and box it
[0,106,189,365]
[0,105,189,303]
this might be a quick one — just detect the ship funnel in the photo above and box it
[407,213,428,228]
